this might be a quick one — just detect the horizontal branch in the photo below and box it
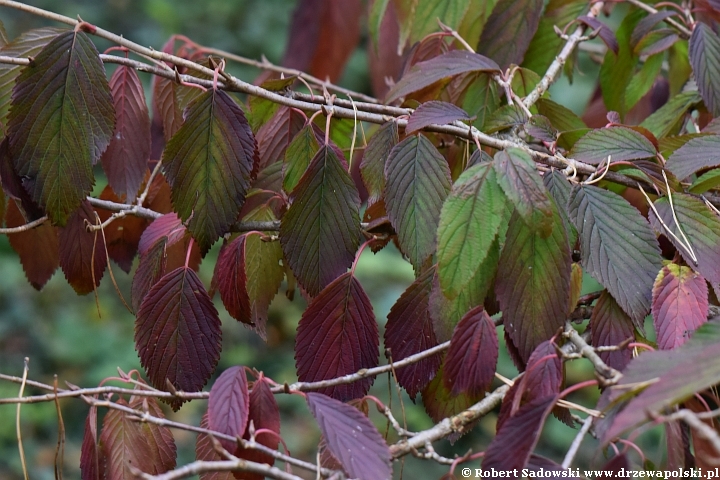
[137,459,304,480]
[0,215,48,233]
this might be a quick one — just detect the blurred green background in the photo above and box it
[0,1,663,479]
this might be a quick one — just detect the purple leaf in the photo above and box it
[405,101,470,135]
[360,121,398,207]
[443,306,498,396]
[295,272,379,400]
[591,291,635,372]
[306,392,391,480]
[578,16,619,54]
[208,366,250,452]
[131,237,168,313]
[80,405,102,480]
[690,22,720,117]
[477,0,544,69]
[666,134,720,180]
[256,105,306,172]
[58,201,107,295]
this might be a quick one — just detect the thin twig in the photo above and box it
[0,215,48,234]
[562,414,594,468]
[564,323,622,385]
[16,358,29,480]
[623,0,692,38]
[135,459,304,480]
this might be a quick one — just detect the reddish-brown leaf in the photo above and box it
[95,186,148,273]
[131,237,168,313]
[282,0,363,82]
[135,266,222,410]
[5,199,58,289]
[152,75,182,142]
[384,267,441,398]
[578,16,619,54]
[443,306,498,397]
[80,405,103,480]
[100,65,151,201]
[405,101,470,135]
[306,392,391,480]
[591,290,635,372]
[208,366,250,452]
[367,0,403,99]
[526,455,580,478]
[482,395,558,469]
[295,272,378,400]
[256,106,306,172]
[235,376,281,480]
[58,200,107,295]
[128,391,177,472]
[477,0,544,70]
[360,121,399,208]
[652,263,709,350]
[138,212,200,272]
[0,137,44,220]
[196,414,235,480]
[421,362,482,424]
[100,398,175,478]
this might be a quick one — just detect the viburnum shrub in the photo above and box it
[2,0,720,478]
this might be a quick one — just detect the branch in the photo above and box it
[0,215,48,233]
[136,459,304,480]
[563,322,622,386]
[624,0,692,39]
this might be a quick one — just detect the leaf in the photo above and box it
[523,1,586,76]
[80,405,102,480]
[482,395,558,469]
[626,52,664,111]
[496,207,571,365]
[295,272,378,400]
[135,266,222,410]
[208,366,250,452]
[630,11,677,49]
[483,104,529,133]
[100,398,175,478]
[494,148,553,235]
[8,30,114,225]
[360,121,398,207]
[385,50,500,103]
[213,232,284,339]
[568,185,663,322]
[152,76,182,142]
[421,361,482,425]
[405,101,470,135]
[690,22,720,117]
[95,186,148,273]
[476,0,544,70]
[0,27,64,130]
[306,393,391,480]
[536,98,587,133]
[652,263,708,350]
[525,115,558,143]
[137,212,201,272]
[543,169,577,247]
[100,65,151,201]
[690,169,720,194]
[570,126,657,165]
[648,193,720,284]
[591,291,635,372]
[0,137,43,220]
[666,134,720,180]
[128,390,177,473]
[578,16,619,54]
[384,267,441,398]
[394,0,470,49]
[5,199,59,290]
[283,124,320,195]
[437,162,506,297]
[235,376,281,480]
[195,414,235,480]
[640,91,701,139]
[162,89,257,252]
[256,106,306,172]
[58,201,107,295]
[131,237,168,313]
[385,134,451,270]
[526,455,579,478]
[280,145,361,297]
[443,306,497,396]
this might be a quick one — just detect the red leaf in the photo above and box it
[256,106,306,172]
[100,65,151,201]
[235,376,281,480]
[95,186,148,273]
[80,405,103,480]
[5,199,59,289]
[421,360,483,426]
[138,212,200,271]
[196,414,235,480]
[652,263,709,350]
[135,266,222,410]
[100,397,175,477]
[384,267,441,398]
[405,101,470,135]
[208,366,250,452]
[128,391,177,472]
[367,0,403,99]
[306,393,391,480]
[295,272,379,400]
[131,237,167,313]
[443,306,498,397]
[152,74,182,142]
[482,396,558,469]
[591,290,635,372]
[58,200,107,295]
[282,0,363,82]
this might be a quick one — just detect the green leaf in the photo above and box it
[658,133,711,158]
[437,162,507,298]
[385,134,451,270]
[369,0,390,52]
[283,124,320,194]
[162,89,257,252]
[648,193,720,285]
[359,121,398,207]
[0,27,64,135]
[477,0,545,70]
[690,22,720,117]
[625,52,664,112]
[247,76,295,133]
[570,126,657,165]
[457,0,497,50]
[599,10,643,118]
[640,91,701,139]
[483,104,528,133]
[460,73,498,131]
[689,169,720,194]
[536,98,587,133]
[665,134,720,180]
[280,145,361,296]
[395,0,470,50]
[8,30,114,225]
[494,148,553,236]
[496,204,571,365]
[568,185,663,322]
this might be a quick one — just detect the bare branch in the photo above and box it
[135,459,305,480]
[623,0,692,39]
[562,414,594,468]
[0,216,49,234]
[564,322,622,386]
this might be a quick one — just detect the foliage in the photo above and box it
[1,0,720,478]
